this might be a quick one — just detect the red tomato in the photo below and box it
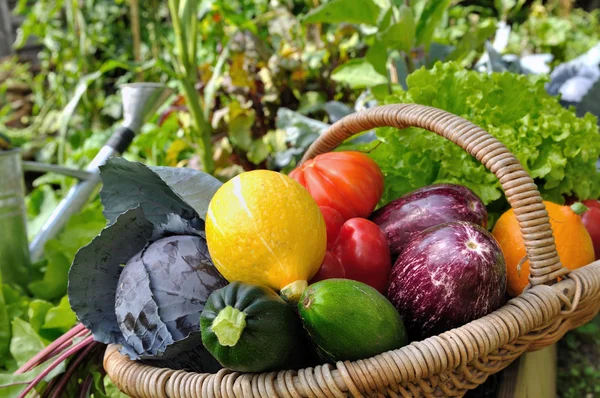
[289,151,384,220]
[310,218,392,293]
[582,200,600,260]
[311,252,345,282]
[583,199,600,211]
[320,206,344,250]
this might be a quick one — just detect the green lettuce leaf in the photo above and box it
[364,62,600,220]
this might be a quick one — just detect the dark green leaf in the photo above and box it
[302,0,382,26]
[68,207,154,348]
[148,167,222,221]
[99,158,199,226]
[331,59,388,89]
[415,0,452,50]
[379,5,415,53]
[366,41,389,76]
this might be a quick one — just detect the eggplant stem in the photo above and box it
[212,305,247,347]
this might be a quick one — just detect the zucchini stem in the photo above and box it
[212,306,247,347]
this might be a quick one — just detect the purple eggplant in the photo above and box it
[386,221,506,340]
[370,184,487,258]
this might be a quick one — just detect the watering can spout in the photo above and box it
[28,82,175,263]
[121,83,175,133]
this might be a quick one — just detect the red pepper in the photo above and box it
[311,207,392,293]
[582,199,600,260]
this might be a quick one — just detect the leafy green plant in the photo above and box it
[506,2,600,65]
[302,0,497,89]
[359,62,600,222]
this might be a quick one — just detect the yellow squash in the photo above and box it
[206,170,327,300]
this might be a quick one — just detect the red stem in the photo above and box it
[43,376,60,398]
[49,342,100,398]
[17,335,95,398]
[15,323,87,374]
[44,329,90,361]
[79,374,94,398]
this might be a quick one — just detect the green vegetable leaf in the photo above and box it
[42,295,76,333]
[10,318,46,367]
[2,285,29,325]
[302,0,381,26]
[366,41,388,76]
[27,300,53,333]
[68,207,154,347]
[149,167,222,221]
[99,158,199,226]
[28,240,72,301]
[379,5,415,53]
[415,0,452,50]
[331,59,388,89]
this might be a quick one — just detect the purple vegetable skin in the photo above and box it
[387,221,506,340]
[370,184,487,258]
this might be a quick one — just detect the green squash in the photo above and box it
[298,278,408,362]
[200,281,312,372]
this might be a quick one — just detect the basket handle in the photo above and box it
[300,103,568,288]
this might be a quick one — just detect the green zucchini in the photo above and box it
[298,278,408,362]
[200,281,311,372]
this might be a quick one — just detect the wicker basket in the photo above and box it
[103,104,600,397]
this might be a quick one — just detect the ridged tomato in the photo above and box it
[289,151,384,220]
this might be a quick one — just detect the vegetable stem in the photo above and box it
[180,80,215,174]
[17,335,95,398]
[280,280,309,303]
[212,306,247,347]
[571,202,589,216]
[15,323,87,374]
